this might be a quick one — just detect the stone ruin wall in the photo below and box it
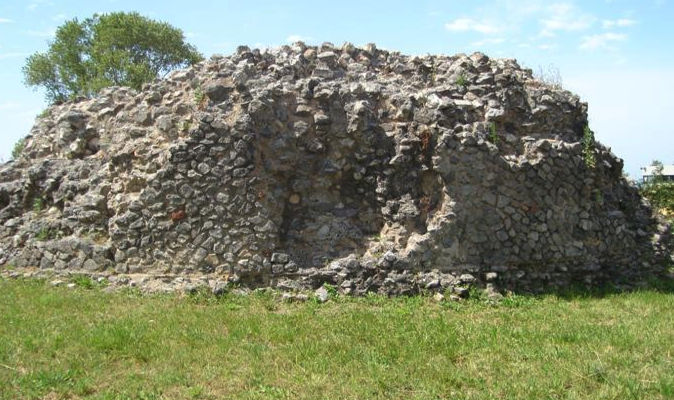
[0,42,670,295]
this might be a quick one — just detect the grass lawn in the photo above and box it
[1,276,673,400]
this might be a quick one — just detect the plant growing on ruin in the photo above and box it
[429,64,438,84]
[534,64,563,89]
[32,197,45,212]
[594,190,604,205]
[641,160,674,219]
[23,12,203,103]
[323,283,338,297]
[487,122,500,145]
[35,227,51,241]
[11,138,25,160]
[456,73,468,87]
[193,86,205,108]
[370,248,384,259]
[582,125,596,168]
[642,182,674,219]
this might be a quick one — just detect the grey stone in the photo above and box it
[83,259,99,271]
[454,287,469,298]
[315,286,330,303]
[204,82,234,102]
[156,115,173,132]
[271,253,289,264]
[485,272,498,281]
[197,163,211,175]
[485,283,503,301]
[459,274,476,284]
[211,281,228,296]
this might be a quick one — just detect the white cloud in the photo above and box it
[602,18,637,28]
[0,18,13,23]
[51,13,67,21]
[286,34,314,43]
[579,32,627,50]
[443,2,595,39]
[444,18,500,34]
[539,2,595,35]
[538,29,556,38]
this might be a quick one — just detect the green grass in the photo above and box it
[1,277,673,399]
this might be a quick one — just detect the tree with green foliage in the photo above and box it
[650,159,665,182]
[641,160,674,219]
[23,12,202,103]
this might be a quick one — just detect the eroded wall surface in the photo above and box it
[0,43,670,294]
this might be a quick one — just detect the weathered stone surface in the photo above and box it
[315,286,330,303]
[203,81,234,102]
[0,43,670,295]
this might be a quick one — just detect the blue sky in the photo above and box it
[0,0,672,178]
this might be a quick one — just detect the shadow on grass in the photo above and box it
[533,273,674,301]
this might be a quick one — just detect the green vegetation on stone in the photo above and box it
[487,122,499,145]
[34,227,51,241]
[72,275,107,289]
[32,197,45,213]
[642,182,674,218]
[0,277,673,399]
[23,12,203,103]
[11,138,25,160]
[455,72,468,87]
[641,160,674,220]
[582,125,596,168]
[180,120,191,132]
[193,85,205,106]
[38,109,51,119]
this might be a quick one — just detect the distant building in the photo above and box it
[641,164,674,183]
